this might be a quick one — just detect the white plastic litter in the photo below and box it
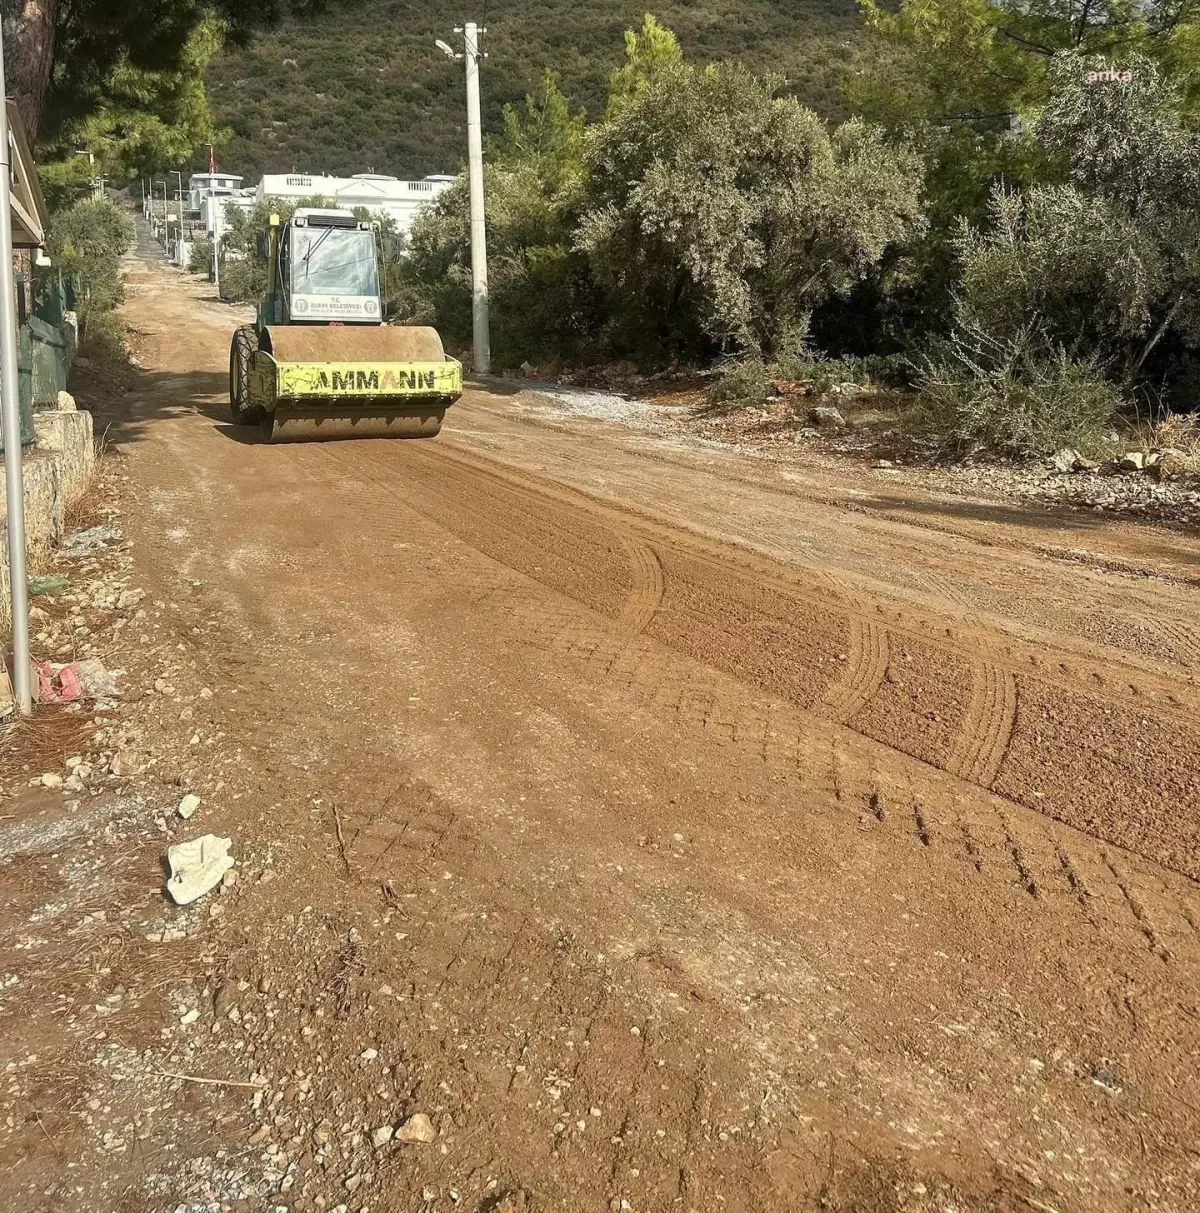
[166,835,234,905]
[76,657,121,699]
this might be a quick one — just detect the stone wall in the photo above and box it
[0,398,95,627]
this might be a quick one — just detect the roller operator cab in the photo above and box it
[228,208,463,443]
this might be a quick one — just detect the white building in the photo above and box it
[256,172,455,239]
[202,187,257,238]
[187,171,245,218]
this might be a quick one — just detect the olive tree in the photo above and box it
[944,54,1200,395]
[577,61,925,358]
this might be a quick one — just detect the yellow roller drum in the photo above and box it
[256,325,463,444]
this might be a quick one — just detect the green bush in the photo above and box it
[917,324,1122,457]
[398,166,604,367]
[708,357,770,404]
[579,62,925,360]
[189,236,214,275]
[46,198,135,324]
[78,310,130,364]
[708,350,906,407]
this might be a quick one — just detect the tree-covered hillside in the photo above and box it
[206,0,861,179]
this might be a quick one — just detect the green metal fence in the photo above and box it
[23,315,69,402]
[0,272,78,455]
[32,269,77,327]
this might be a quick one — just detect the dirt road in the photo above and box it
[3,232,1199,1213]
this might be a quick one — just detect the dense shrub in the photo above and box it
[397,167,605,366]
[46,198,135,324]
[188,236,215,275]
[708,358,770,405]
[580,63,924,360]
[953,185,1164,376]
[708,350,906,406]
[917,324,1122,456]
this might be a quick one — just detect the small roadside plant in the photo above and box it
[188,236,214,275]
[916,322,1121,456]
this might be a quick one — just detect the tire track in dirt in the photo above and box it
[822,617,890,723]
[1136,616,1200,670]
[304,439,1200,884]
[230,438,1200,976]
[402,442,1197,710]
[945,665,1018,788]
[617,536,664,638]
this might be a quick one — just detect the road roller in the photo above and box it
[228,208,462,442]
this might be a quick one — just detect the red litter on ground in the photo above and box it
[32,658,120,704]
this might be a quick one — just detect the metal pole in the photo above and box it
[171,170,184,242]
[0,26,33,714]
[463,20,490,375]
[212,200,221,294]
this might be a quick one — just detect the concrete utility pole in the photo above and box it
[438,22,491,374]
[463,22,490,374]
[171,170,184,234]
[0,20,33,714]
[158,181,168,244]
[211,199,222,294]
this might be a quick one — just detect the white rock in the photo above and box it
[371,1126,393,1148]
[109,749,140,777]
[360,1048,378,1062]
[808,405,846,429]
[180,1009,200,1026]
[40,772,63,789]
[394,1112,436,1144]
[177,794,201,820]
